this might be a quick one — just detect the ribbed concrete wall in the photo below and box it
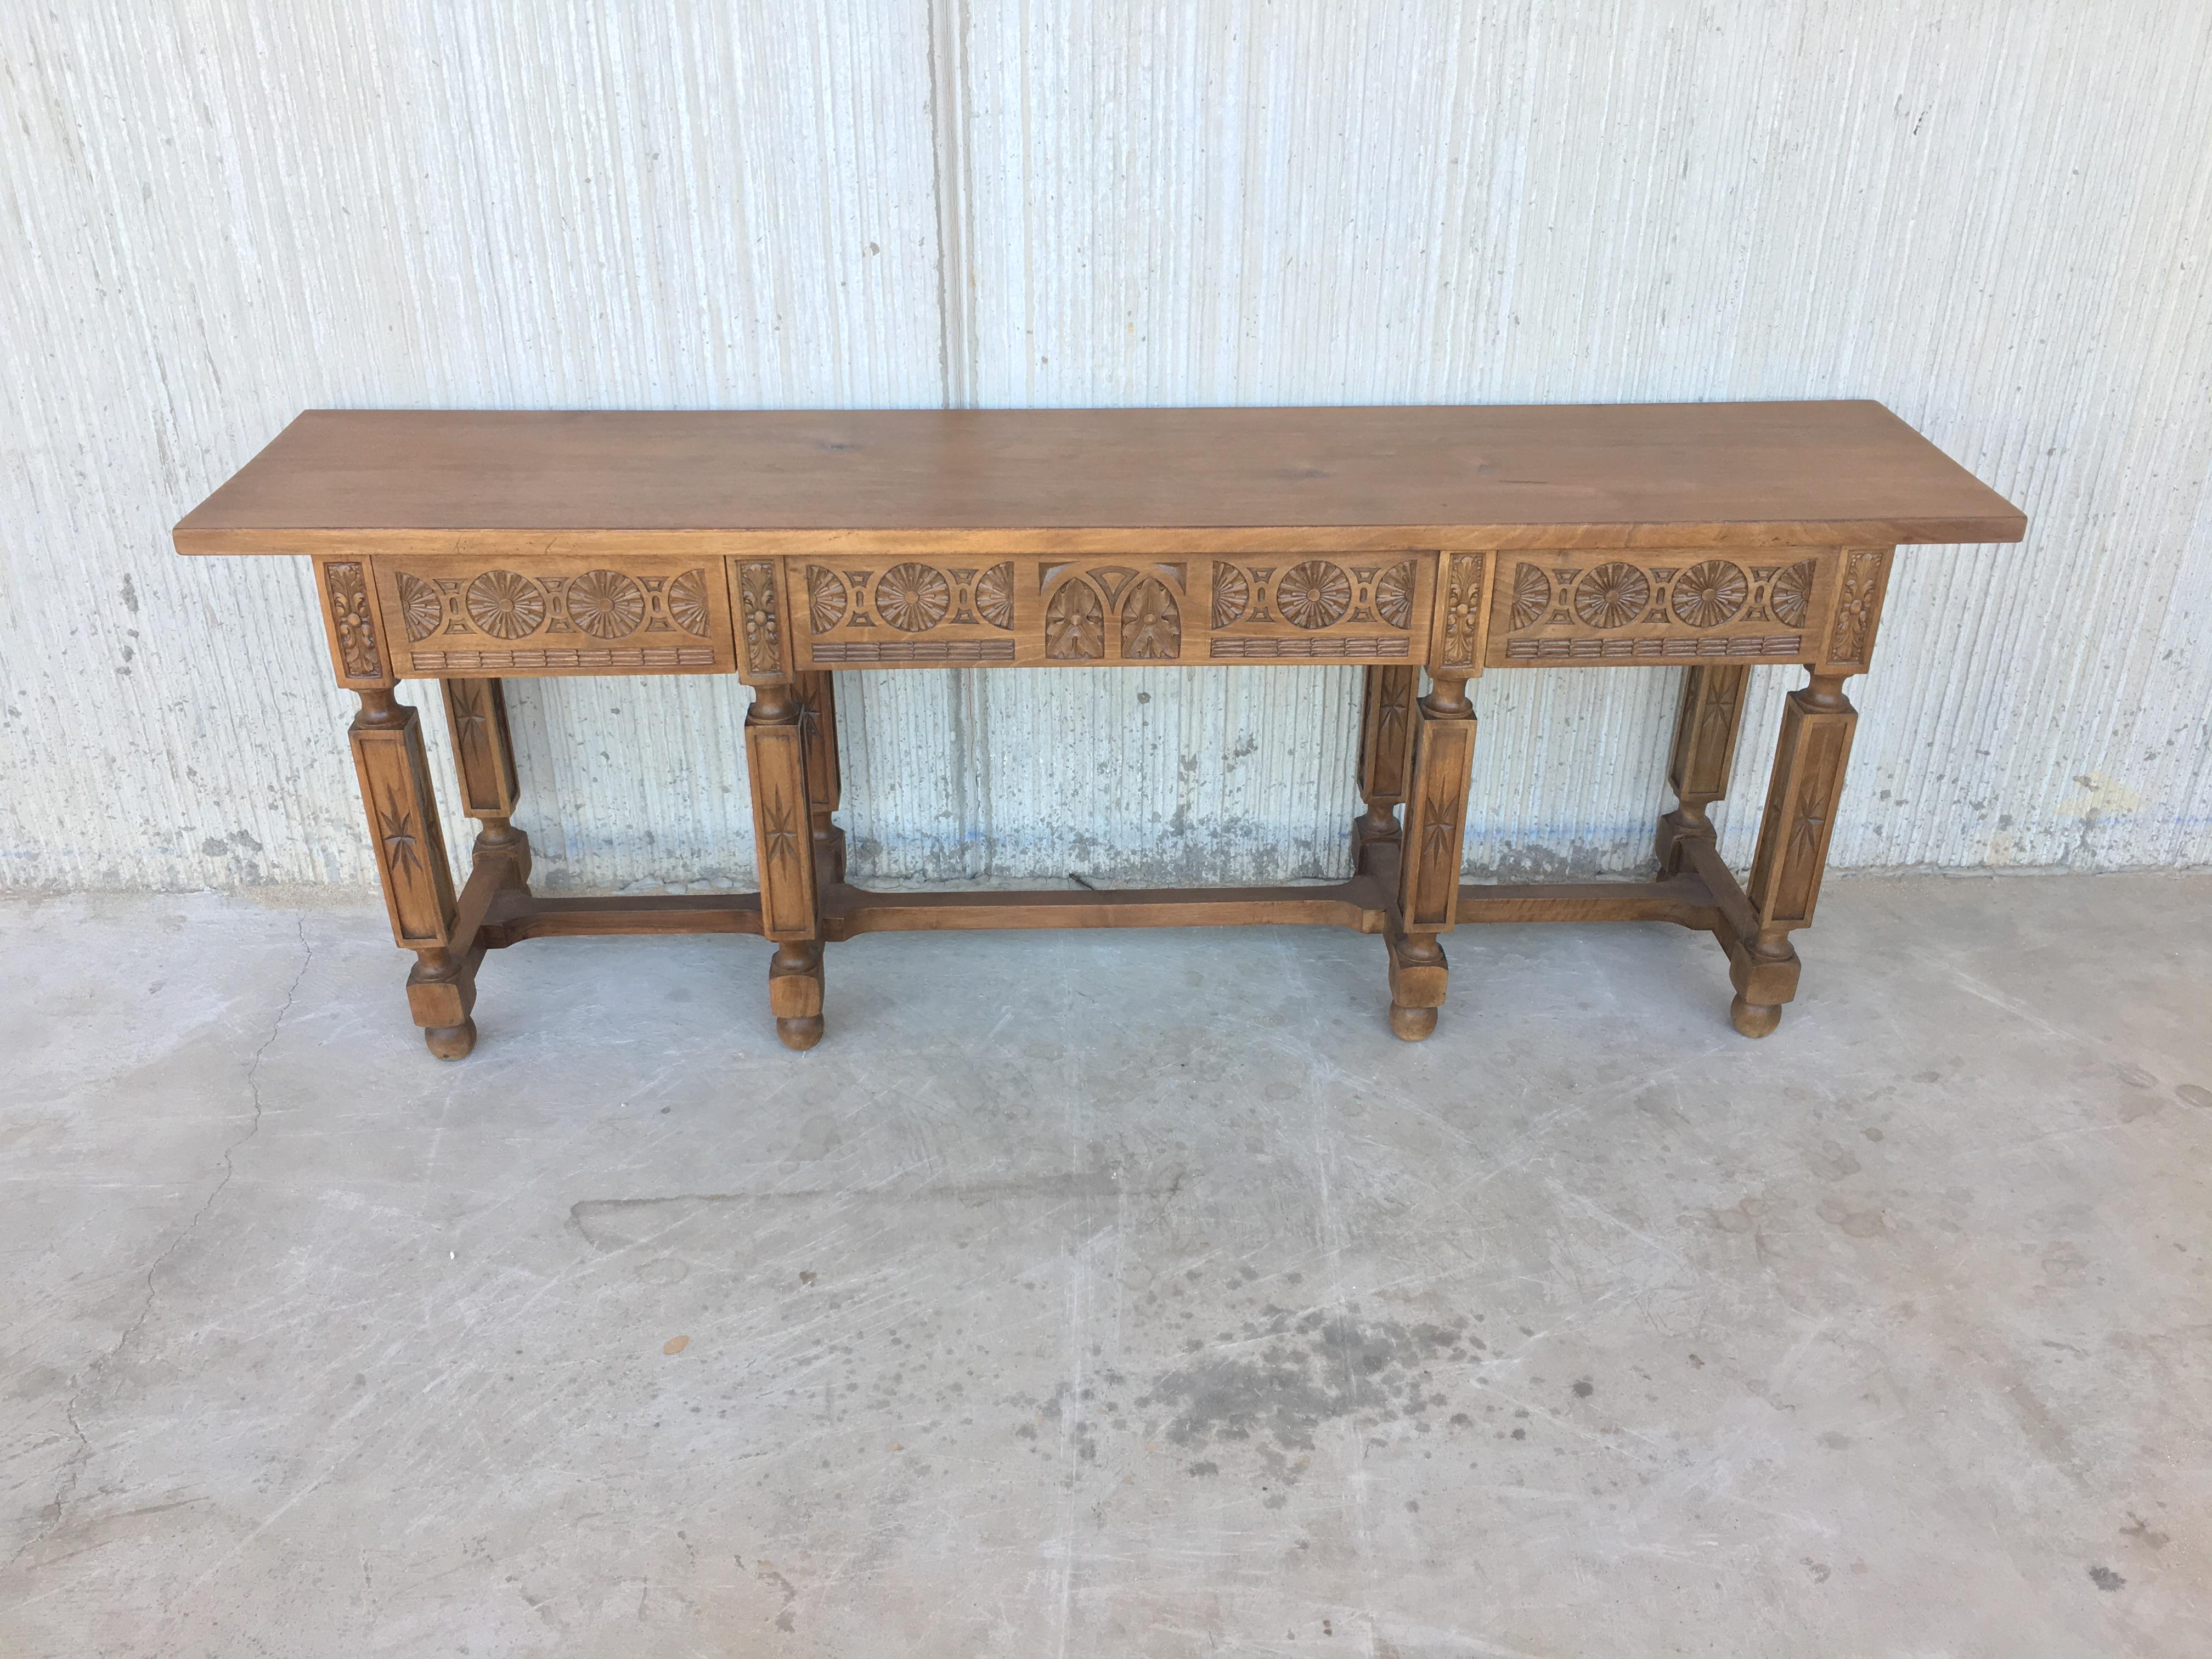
[4,1,2208,895]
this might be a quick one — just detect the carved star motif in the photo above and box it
[449,684,488,749]
[1790,783,1831,859]
[761,798,800,868]
[377,798,421,877]
[1421,784,1463,859]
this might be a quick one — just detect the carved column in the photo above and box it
[1387,672,1477,1040]
[1355,664,1419,851]
[1732,671,1858,1037]
[350,688,472,1058]
[440,678,531,892]
[746,682,825,1050]
[794,670,845,886]
[1655,664,1749,877]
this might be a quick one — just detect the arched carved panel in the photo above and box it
[1120,577,1180,659]
[1045,577,1105,660]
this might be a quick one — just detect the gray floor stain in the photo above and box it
[1140,1307,1470,1469]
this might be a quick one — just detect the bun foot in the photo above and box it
[1388,1003,1438,1042]
[776,1014,825,1052]
[424,1018,477,1060]
[1729,996,1781,1039]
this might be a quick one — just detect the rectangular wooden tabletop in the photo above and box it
[173,401,2026,554]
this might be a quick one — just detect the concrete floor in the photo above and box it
[1,876,2208,1657]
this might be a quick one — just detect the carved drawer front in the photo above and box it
[371,555,737,677]
[1486,548,1842,667]
[792,554,1437,670]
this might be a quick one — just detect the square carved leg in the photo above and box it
[795,670,846,886]
[1731,670,1859,1037]
[349,687,473,1059]
[441,677,532,894]
[1355,663,1419,855]
[1656,664,1748,878]
[746,682,825,1050]
[1387,673,1477,1040]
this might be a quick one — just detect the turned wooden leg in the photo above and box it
[1355,664,1419,856]
[794,670,846,886]
[747,682,825,1050]
[1732,670,1858,1037]
[1389,672,1477,1040]
[441,678,532,892]
[350,687,472,1058]
[1655,664,1748,877]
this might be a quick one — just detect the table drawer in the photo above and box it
[792,553,1436,670]
[1485,548,1853,667]
[370,555,737,677]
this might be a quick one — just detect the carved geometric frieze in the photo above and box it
[370,556,738,678]
[791,553,1431,670]
[1210,636,1410,660]
[1489,549,1837,668]
[1505,634,1803,663]
[1207,554,1431,664]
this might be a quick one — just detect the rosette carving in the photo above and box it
[466,570,546,639]
[1572,563,1649,630]
[874,563,951,634]
[1510,565,1551,630]
[1671,561,1747,629]
[1373,560,1416,630]
[974,562,1015,630]
[1276,561,1352,630]
[566,569,646,639]
[396,572,443,642]
[1211,563,1250,628]
[666,568,712,637]
[1768,560,1816,629]
[804,566,848,635]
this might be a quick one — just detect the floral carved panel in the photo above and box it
[320,560,387,683]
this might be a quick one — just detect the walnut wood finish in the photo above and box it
[794,671,846,884]
[744,682,824,1049]
[1356,664,1419,847]
[1389,674,1479,1040]
[177,403,2024,1056]
[175,403,2027,554]
[348,689,473,1058]
[440,678,532,892]
[1656,664,1750,878]
[1727,672,1860,1036]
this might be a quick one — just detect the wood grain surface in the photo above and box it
[174,403,2026,554]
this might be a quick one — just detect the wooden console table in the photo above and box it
[176,404,2024,1056]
